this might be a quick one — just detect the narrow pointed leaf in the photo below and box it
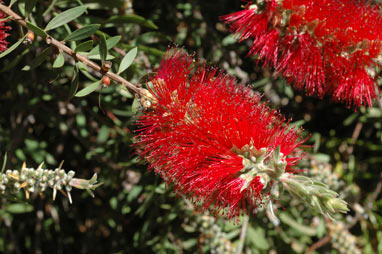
[10,0,18,8]
[45,6,87,31]
[75,80,102,97]
[22,47,52,71]
[64,24,100,41]
[43,0,58,16]
[132,97,140,115]
[74,40,93,52]
[0,35,26,59]
[53,51,65,68]
[88,36,121,56]
[99,34,107,63]
[105,15,158,30]
[6,203,34,214]
[118,47,137,74]
[87,54,115,60]
[25,0,37,14]
[1,152,7,174]
[68,66,79,99]
[26,22,47,38]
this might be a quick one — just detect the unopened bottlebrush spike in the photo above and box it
[222,0,382,108]
[0,162,102,203]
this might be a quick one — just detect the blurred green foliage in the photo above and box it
[0,0,381,253]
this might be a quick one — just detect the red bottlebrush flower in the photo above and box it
[0,6,11,52]
[222,0,382,108]
[135,49,306,219]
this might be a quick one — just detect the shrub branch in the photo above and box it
[0,3,146,97]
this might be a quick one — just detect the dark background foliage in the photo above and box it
[0,0,381,253]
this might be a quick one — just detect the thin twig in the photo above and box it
[0,3,146,97]
[236,216,249,254]
[346,174,382,229]
[347,121,363,155]
[305,235,331,253]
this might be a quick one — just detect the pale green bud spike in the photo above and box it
[53,185,57,200]
[280,174,349,219]
[37,162,44,171]
[67,191,72,204]
[1,161,102,203]
[58,160,64,170]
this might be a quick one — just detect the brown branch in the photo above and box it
[305,235,331,253]
[0,3,147,97]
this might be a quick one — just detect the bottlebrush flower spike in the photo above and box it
[222,0,382,108]
[0,3,10,52]
[135,48,307,219]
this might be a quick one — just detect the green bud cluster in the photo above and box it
[308,160,345,191]
[235,145,349,219]
[280,174,349,220]
[0,162,102,203]
[234,145,286,196]
[183,213,235,254]
[195,215,236,254]
[327,221,362,254]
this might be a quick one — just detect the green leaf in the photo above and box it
[0,17,11,22]
[138,45,164,58]
[22,47,52,71]
[96,126,110,143]
[1,48,29,73]
[53,51,65,68]
[118,47,137,74]
[88,36,121,56]
[279,213,317,236]
[45,6,87,31]
[99,34,107,63]
[26,22,48,38]
[68,66,79,99]
[6,203,34,214]
[105,15,158,30]
[64,24,100,41]
[75,80,101,97]
[42,0,58,16]
[87,54,115,61]
[118,85,134,98]
[25,0,37,14]
[10,0,18,8]
[74,40,93,52]
[1,152,7,174]
[0,35,26,59]
[132,97,140,115]
[247,226,270,250]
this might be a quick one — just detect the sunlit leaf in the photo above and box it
[53,51,65,68]
[65,24,100,41]
[6,203,34,214]
[88,36,121,56]
[74,40,93,52]
[75,80,102,97]
[0,35,26,59]
[45,6,87,31]
[118,47,137,74]
[26,22,47,38]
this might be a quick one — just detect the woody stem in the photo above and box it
[0,3,147,97]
